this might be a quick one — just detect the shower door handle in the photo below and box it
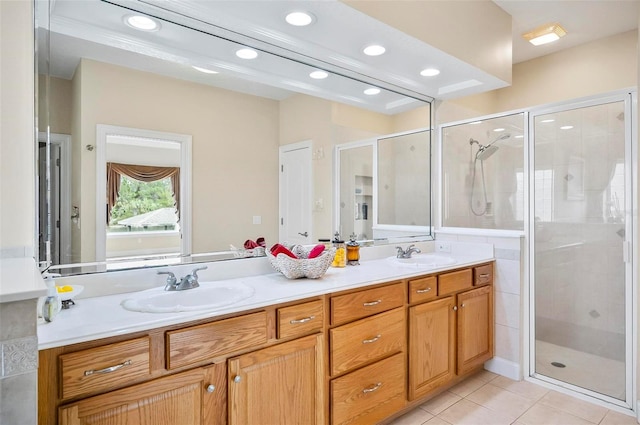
[298,231,308,237]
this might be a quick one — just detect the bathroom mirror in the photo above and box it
[38,0,434,275]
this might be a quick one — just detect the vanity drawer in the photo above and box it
[408,275,437,304]
[166,311,267,370]
[330,307,404,376]
[277,299,324,339]
[331,282,404,325]
[438,269,472,296]
[60,336,151,400]
[331,353,406,425]
[474,263,493,286]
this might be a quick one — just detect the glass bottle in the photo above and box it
[346,233,360,265]
[331,232,346,268]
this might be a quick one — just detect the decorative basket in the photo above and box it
[267,246,336,279]
[231,246,266,258]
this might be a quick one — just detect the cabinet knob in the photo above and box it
[453,306,458,311]
[461,303,465,308]
[206,384,216,393]
[234,375,242,383]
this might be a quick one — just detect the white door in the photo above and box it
[279,141,312,245]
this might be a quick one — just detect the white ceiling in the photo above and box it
[494,0,639,64]
[42,0,639,110]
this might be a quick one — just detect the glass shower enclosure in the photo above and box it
[531,94,632,407]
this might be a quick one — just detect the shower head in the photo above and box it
[472,133,510,161]
[476,145,499,161]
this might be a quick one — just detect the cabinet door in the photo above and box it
[457,285,493,375]
[408,296,456,400]
[228,334,324,425]
[59,365,224,425]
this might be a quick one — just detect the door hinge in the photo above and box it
[281,165,284,172]
[280,218,284,225]
[56,220,60,229]
[55,158,60,167]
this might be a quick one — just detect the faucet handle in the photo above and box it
[157,271,177,290]
[190,266,208,279]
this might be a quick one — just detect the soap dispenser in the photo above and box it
[346,233,360,266]
[41,276,62,322]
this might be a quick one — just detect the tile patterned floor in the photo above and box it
[389,371,637,425]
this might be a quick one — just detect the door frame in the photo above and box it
[525,89,636,413]
[279,140,313,244]
[38,132,72,265]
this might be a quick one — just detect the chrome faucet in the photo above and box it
[396,244,421,259]
[158,266,208,291]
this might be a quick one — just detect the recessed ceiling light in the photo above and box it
[514,135,524,139]
[309,70,329,80]
[236,48,258,59]
[470,121,483,125]
[560,125,574,130]
[540,119,555,123]
[493,128,505,132]
[420,68,440,77]
[285,11,314,26]
[192,66,218,74]
[364,88,381,95]
[522,23,567,46]
[363,45,386,56]
[124,15,160,31]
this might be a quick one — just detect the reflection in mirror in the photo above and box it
[338,144,374,240]
[440,113,525,230]
[376,129,432,239]
[38,0,434,275]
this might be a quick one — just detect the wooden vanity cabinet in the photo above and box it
[58,362,226,425]
[408,263,494,401]
[228,333,324,425]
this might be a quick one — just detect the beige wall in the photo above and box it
[343,0,512,84]
[38,75,72,135]
[0,0,35,254]
[438,30,638,123]
[72,59,280,261]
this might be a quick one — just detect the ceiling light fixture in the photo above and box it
[285,11,314,26]
[560,125,574,130]
[236,48,258,59]
[364,88,381,95]
[124,15,160,31]
[514,135,524,139]
[493,128,505,132]
[522,23,567,46]
[363,45,386,56]
[192,66,218,74]
[309,70,328,80]
[420,68,440,77]
[540,119,555,123]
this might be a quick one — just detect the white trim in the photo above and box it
[95,125,192,262]
[106,247,180,258]
[106,230,180,239]
[484,357,521,381]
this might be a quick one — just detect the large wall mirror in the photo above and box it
[37,0,434,275]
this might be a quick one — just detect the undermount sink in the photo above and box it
[121,281,255,313]
[387,254,457,269]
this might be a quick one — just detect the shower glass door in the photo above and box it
[531,95,631,405]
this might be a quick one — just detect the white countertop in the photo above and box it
[38,252,493,350]
[0,257,47,303]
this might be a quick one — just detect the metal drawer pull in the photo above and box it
[84,360,132,376]
[290,315,315,324]
[363,300,382,306]
[479,273,490,278]
[363,382,383,393]
[416,287,432,293]
[362,335,381,344]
